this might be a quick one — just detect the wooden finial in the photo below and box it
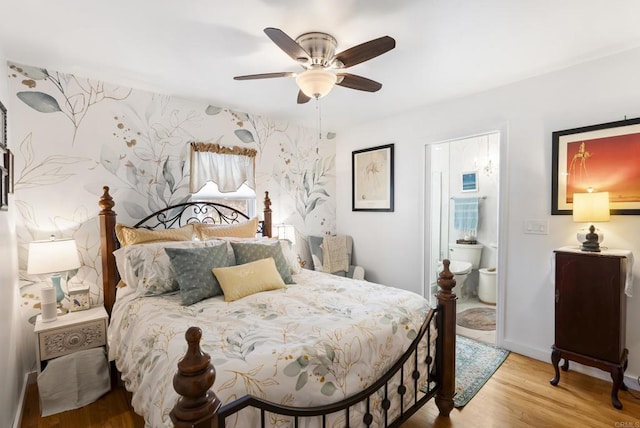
[437,259,457,298]
[263,191,272,238]
[170,327,221,427]
[264,191,271,212]
[99,186,115,213]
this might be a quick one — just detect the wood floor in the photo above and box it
[21,352,640,427]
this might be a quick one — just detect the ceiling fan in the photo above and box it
[234,27,396,104]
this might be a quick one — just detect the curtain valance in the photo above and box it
[189,142,256,193]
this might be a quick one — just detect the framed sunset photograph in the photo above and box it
[552,117,640,215]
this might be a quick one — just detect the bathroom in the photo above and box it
[427,132,500,342]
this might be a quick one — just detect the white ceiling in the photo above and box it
[3,0,640,132]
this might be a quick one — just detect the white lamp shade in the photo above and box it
[296,69,337,99]
[572,191,610,222]
[274,224,296,245]
[27,238,81,275]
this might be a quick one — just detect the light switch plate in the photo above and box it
[524,219,548,235]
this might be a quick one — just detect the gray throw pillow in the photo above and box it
[165,244,230,306]
[308,235,325,268]
[230,241,294,284]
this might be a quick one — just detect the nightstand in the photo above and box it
[34,305,109,373]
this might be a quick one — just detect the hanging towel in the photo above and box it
[322,235,350,274]
[453,197,479,236]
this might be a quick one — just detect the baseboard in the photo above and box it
[12,372,36,428]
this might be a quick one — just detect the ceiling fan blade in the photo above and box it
[336,73,382,92]
[233,72,295,80]
[333,36,396,68]
[297,90,311,104]
[264,27,310,62]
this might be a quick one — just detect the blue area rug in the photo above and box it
[455,335,509,407]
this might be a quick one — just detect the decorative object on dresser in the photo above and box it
[34,305,110,415]
[572,188,610,252]
[550,247,633,409]
[27,236,81,320]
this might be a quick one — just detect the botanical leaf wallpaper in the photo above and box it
[7,61,336,319]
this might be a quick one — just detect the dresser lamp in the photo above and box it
[27,236,81,308]
[572,190,610,252]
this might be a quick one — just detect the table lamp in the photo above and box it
[573,190,610,252]
[28,236,81,310]
[274,224,296,245]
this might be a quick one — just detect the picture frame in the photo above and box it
[0,100,7,211]
[69,287,91,311]
[6,149,13,194]
[552,117,640,215]
[461,171,478,192]
[352,143,394,212]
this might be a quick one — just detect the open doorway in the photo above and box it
[425,131,500,345]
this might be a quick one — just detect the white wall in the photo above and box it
[337,47,640,383]
[0,45,28,427]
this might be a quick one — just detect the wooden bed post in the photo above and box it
[170,327,221,428]
[435,259,456,416]
[99,186,118,317]
[263,191,272,238]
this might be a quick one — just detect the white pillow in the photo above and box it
[279,239,301,275]
[113,239,226,295]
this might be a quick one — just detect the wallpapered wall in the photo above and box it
[7,61,336,318]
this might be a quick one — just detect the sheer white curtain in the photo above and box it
[189,142,257,193]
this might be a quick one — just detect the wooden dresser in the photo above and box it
[550,247,631,409]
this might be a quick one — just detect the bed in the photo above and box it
[98,186,457,427]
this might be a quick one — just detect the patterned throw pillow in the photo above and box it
[165,244,230,306]
[195,217,259,240]
[115,223,195,246]
[230,241,294,284]
[213,258,285,302]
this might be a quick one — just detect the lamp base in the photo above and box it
[50,273,66,306]
[580,224,602,252]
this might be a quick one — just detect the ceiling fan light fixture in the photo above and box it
[296,69,337,99]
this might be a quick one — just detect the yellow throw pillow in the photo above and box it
[115,223,195,246]
[195,217,258,240]
[213,257,285,302]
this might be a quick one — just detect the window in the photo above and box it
[190,181,256,217]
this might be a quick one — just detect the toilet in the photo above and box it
[441,260,472,295]
[478,268,497,304]
[447,243,483,297]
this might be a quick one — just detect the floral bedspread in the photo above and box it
[109,269,434,427]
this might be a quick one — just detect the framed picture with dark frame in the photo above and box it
[352,143,394,212]
[552,117,640,215]
[0,100,7,211]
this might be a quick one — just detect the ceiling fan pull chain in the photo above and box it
[316,98,322,140]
